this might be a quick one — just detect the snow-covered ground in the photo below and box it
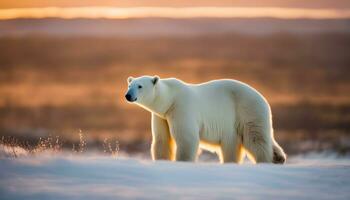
[0,153,349,200]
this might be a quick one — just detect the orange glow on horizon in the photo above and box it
[0,7,350,19]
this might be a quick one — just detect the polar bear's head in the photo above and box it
[125,75,159,105]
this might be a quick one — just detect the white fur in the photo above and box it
[126,76,286,164]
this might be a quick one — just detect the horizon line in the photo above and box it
[1,7,350,20]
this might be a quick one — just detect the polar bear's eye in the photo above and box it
[138,85,142,89]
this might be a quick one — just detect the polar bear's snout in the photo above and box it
[125,91,137,102]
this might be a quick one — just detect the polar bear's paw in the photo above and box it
[272,143,287,164]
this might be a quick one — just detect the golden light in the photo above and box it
[0,7,350,19]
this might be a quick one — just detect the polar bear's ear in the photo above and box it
[152,75,159,85]
[127,76,134,84]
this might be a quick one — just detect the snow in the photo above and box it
[0,154,349,200]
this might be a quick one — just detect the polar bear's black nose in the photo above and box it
[125,93,132,101]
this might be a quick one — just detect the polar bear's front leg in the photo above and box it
[168,117,200,162]
[151,113,173,160]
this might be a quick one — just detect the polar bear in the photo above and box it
[125,75,286,164]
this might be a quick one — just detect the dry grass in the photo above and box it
[0,132,120,158]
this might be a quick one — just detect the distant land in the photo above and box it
[0,18,349,37]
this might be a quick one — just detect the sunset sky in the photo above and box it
[0,1,350,19]
[1,0,350,9]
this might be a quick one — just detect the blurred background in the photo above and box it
[0,1,350,158]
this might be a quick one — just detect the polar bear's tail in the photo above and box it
[272,140,287,164]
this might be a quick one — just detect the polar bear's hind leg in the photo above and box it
[242,121,273,163]
[219,133,244,164]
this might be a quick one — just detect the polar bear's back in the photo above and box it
[191,79,268,105]
[165,78,271,125]
[188,79,271,125]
